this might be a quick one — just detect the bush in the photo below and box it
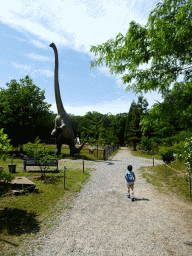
[149,138,160,153]
[139,136,151,151]
[159,145,175,164]
[174,130,192,143]
[172,141,186,162]
[23,137,55,159]
[0,167,14,183]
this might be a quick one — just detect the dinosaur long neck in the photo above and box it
[52,44,65,115]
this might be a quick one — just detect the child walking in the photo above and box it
[125,165,136,201]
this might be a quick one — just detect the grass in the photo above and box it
[127,147,192,202]
[12,144,107,161]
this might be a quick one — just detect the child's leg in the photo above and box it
[130,183,134,197]
[127,183,130,194]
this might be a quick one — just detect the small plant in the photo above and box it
[10,154,16,165]
[0,167,14,183]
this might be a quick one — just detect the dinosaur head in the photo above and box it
[49,43,55,48]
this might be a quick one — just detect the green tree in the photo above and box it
[90,0,192,96]
[0,75,55,148]
[98,125,107,146]
[125,119,140,150]
[0,128,14,182]
[124,100,137,143]
[124,96,148,149]
[81,111,104,141]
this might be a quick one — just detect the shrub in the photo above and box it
[0,167,14,183]
[159,145,175,164]
[182,137,192,172]
[172,141,186,162]
[174,130,192,143]
[23,137,55,159]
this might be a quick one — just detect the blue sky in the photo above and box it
[0,0,164,116]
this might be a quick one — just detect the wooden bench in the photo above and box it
[23,158,58,172]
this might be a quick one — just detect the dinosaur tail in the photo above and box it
[76,140,86,154]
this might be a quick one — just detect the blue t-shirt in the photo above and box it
[125,171,135,183]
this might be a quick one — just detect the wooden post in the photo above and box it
[189,170,191,197]
[64,166,66,189]
[83,157,84,173]
[165,163,166,178]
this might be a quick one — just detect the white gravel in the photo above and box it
[15,147,192,255]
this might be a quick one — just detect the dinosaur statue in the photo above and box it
[49,42,86,156]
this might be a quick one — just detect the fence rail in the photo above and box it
[103,144,120,160]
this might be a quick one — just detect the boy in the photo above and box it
[125,165,136,201]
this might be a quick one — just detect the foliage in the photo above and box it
[0,167,14,183]
[22,137,57,159]
[174,129,192,143]
[0,128,13,161]
[0,75,55,147]
[150,138,159,153]
[124,96,149,150]
[139,136,152,151]
[98,125,107,145]
[0,129,13,182]
[22,137,58,177]
[90,0,192,96]
[182,137,192,171]
[172,140,186,162]
[159,145,175,164]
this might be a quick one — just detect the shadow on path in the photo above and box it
[133,198,150,201]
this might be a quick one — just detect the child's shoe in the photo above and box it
[127,194,130,198]
[131,197,134,201]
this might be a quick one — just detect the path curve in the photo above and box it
[25,148,192,255]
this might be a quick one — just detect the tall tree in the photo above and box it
[124,96,149,150]
[90,0,192,96]
[124,100,137,143]
[0,75,54,147]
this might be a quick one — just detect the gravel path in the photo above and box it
[21,147,192,255]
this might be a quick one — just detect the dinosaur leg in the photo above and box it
[56,132,62,156]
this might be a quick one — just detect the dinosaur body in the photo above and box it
[50,43,85,156]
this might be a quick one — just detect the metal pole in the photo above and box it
[165,163,166,178]
[153,156,154,166]
[189,170,191,197]
[64,166,66,189]
[83,157,84,173]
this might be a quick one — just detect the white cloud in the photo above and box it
[31,40,47,49]
[32,69,53,77]
[12,62,31,71]
[0,0,156,53]
[27,53,51,62]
